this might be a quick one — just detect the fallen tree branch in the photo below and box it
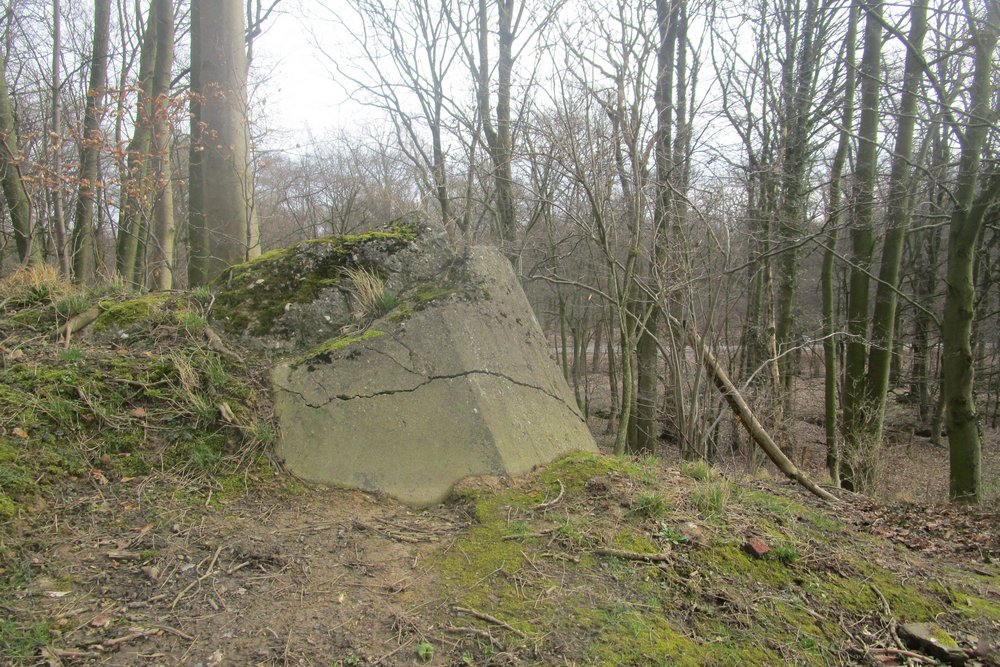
[56,306,101,343]
[668,314,839,503]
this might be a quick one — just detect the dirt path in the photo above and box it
[18,486,465,667]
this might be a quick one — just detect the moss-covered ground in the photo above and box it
[435,452,999,666]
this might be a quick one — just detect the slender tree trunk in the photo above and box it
[50,0,70,276]
[475,0,516,251]
[606,314,619,434]
[558,291,570,380]
[116,3,158,285]
[822,4,857,487]
[862,0,927,440]
[841,0,882,491]
[149,0,175,290]
[495,0,515,247]
[0,60,40,266]
[633,0,681,456]
[187,0,207,286]
[71,0,112,284]
[775,0,820,412]
[591,313,604,372]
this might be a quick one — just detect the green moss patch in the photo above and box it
[0,283,277,522]
[295,329,386,366]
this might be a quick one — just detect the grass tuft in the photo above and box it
[691,481,731,519]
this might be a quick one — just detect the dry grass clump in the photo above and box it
[344,266,398,319]
[0,265,76,311]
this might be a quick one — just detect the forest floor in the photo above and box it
[1,271,998,667]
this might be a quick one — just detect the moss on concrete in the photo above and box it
[295,329,386,366]
[212,222,417,338]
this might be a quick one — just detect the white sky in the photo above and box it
[252,1,375,145]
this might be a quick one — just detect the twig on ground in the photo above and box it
[44,647,102,660]
[451,605,527,639]
[593,547,671,563]
[371,637,415,665]
[869,647,936,663]
[203,325,236,358]
[536,479,565,510]
[170,544,224,610]
[100,627,164,647]
[502,530,554,540]
[443,625,505,649]
[153,624,194,641]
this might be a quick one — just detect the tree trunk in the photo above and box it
[840,0,882,491]
[0,59,40,266]
[70,0,111,284]
[862,0,927,441]
[50,0,70,276]
[942,0,1000,503]
[775,0,821,414]
[148,0,175,291]
[116,3,158,285]
[476,0,516,252]
[632,0,681,457]
[188,0,259,285]
[821,3,857,487]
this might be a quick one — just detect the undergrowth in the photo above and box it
[0,268,278,522]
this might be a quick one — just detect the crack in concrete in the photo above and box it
[274,368,584,422]
[365,345,422,377]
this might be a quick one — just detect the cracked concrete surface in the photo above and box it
[272,247,597,506]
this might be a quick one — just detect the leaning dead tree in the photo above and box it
[670,313,839,502]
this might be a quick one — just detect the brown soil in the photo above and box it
[11,482,462,666]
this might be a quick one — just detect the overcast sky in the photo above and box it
[252,1,374,146]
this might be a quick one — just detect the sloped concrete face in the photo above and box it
[271,246,597,506]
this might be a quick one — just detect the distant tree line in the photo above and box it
[1,0,998,503]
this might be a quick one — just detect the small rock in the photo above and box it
[898,622,967,665]
[743,537,770,559]
[680,522,707,547]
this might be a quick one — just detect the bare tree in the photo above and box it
[70,0,111,283]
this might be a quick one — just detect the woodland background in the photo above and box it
[1,0,998,503]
